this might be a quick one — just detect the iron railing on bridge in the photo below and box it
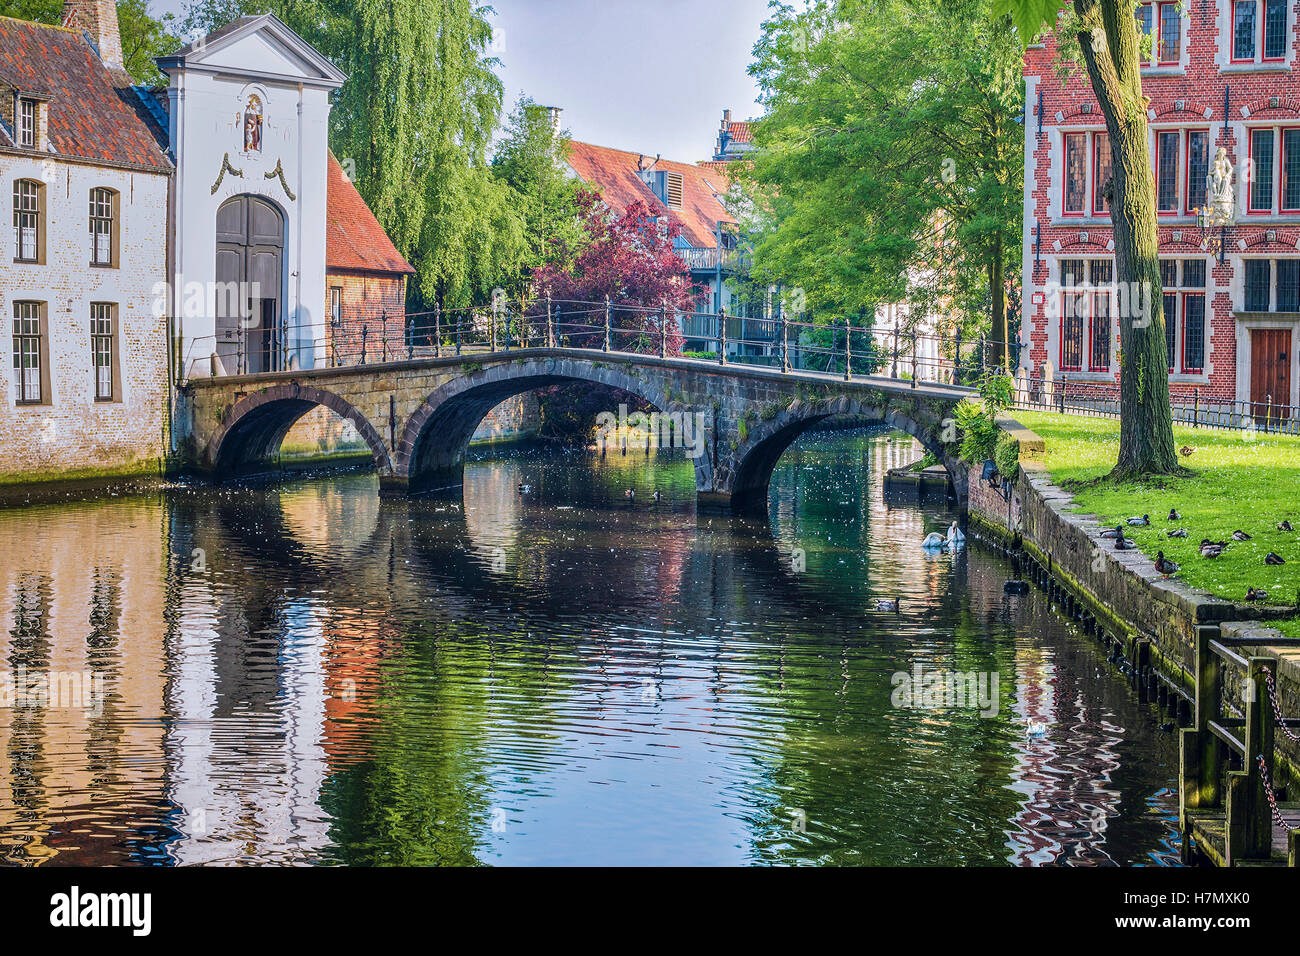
[178,296,1297,435]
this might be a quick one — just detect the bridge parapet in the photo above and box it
[181,348,973,511]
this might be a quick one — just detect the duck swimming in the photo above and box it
[652,490,662,502]
[518,483,532,494]
[875,597,901,613]
[624,488,635,500]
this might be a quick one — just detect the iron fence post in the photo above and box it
[892,328,899,378]
[1059,373,1067,413]
[1193,386,1199,428]
[844,315,852,381]
[434,303,442,358]
[360,323,368,365]
[382,308,388,363]
[780,313,789,372]
[719,306,728,365]
[504,304,511,352]
[910,332,917,388]
[547,295,555,349]
[604,296,612,352]
[660,304,668,359]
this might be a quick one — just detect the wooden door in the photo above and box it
[214,195,283,373]
[1250,328,1292,426]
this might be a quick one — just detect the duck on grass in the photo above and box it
[1015,411,1300,637]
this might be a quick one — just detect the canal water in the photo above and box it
[0,428,1180,866]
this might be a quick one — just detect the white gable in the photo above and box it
[162,15,345,89]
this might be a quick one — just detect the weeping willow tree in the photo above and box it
[997,0,1179,478]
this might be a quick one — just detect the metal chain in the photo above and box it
[1257,754,1296,831]
[1262,665,1300,743]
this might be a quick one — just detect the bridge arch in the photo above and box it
[723,395,961,513]
[394,356,706,494]
[203,383,392,480]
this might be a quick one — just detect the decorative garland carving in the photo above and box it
[210,152,245,194]
[265,158,296,201]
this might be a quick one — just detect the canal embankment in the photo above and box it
[967,418,1300,794]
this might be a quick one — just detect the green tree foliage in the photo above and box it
[490,97,588,295]
[740,0,1024,365]
[2,0,178,85]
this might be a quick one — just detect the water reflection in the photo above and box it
[0,428,1180,866]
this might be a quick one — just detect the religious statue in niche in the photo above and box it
[242,94,263,153]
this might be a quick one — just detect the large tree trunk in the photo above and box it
[1074,0,1179,477]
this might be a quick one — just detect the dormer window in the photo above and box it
[18,98,35,148]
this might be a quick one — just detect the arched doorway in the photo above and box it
[216,194,284,374]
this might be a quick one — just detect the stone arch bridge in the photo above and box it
[179,348,974,512]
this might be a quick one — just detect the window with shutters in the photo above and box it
[665,171,684,209]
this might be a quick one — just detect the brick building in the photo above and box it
[0,4,171,484]
[323,153,414,365]
[566,139,769,355]
[1022,2,1300,420]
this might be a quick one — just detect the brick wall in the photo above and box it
[0,155,170,482]
[324,271,407,366]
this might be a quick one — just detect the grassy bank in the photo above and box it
[1014,411,1300,638]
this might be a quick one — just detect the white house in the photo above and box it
[157,15,345,380]
[0,2,171,484]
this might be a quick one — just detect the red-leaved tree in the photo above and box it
[532,192,700,356]
[530,192,702,439]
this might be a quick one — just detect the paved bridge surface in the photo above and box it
[179,348,974,512]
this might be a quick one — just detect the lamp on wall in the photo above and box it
[1195,207,1229,264]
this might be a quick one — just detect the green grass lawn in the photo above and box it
[1014,411,1300,637]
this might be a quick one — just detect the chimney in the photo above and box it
[545,106,562,134]
[61,0,124,71]
[722,108,731,127]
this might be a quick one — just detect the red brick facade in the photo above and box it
[1022,2,1300,418]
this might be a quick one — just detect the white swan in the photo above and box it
[946,521,965,547]
[922,532,947,550]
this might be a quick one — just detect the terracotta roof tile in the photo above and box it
[567,140,734,248]
[726,120,753,144]
[0,16,168,170]
[326,153,415,275]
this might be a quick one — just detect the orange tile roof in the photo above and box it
[326,153,415,275]
[566,140,734,248]
[0,16,169,170]
[726,120,753,144]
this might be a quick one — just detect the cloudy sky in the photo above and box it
[152,0,769,163]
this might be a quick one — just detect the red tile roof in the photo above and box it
[0,16,168,170]
[326,153,415,275]
[567,140,734,248]
[726,120,753,144]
